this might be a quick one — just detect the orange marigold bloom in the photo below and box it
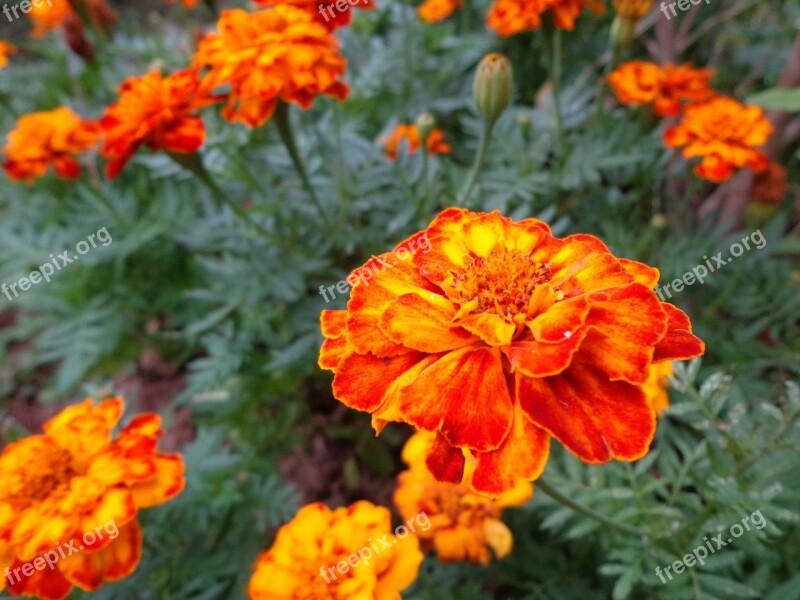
[418,0,461,23]
[609,61,715,118]
[0,40,16,69]
[643,361,673,414]
[0,397,185,600]
[381,124,452,160]
[2,107,100,182]
[100,69,217,179]
[664,96,773,183]
[751,162,788,205]
[487,0,603,37]
[394,431,531,565]
[248,501,422,599]
[192,7,349,128]
[253,0,375,30]
[28,0,116,38]
[612,0,652,20]
[319,208,705,496]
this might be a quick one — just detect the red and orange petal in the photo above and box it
[253,0,375,30]
[418,0,461,23]
[609,61,715,118]
[248,501,422,599]
[99,69,217,179]
[2,107,100,182]
[381,124,452,159]
[0,397,185,599]
[664,96,773,183]
[319,208,705,495]
[0,40,16,69]
[192,7,349,128]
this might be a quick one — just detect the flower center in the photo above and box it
[3,446,76,509]
[452,246,552,320]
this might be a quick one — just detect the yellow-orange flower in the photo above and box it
[664,96,773,183]
[2,107,100,182]
[612,0,652,20]
[609,61,715,118]
[248,501,422,599]
[487,0,603,37]
[99,69,217,179]
[0,397,185,600]
[418,0,461,23]
[751,162,788,205]
[254,0,375,30]
[0,41,15,69]
[394,431,531,565]
[192,7,349,128]
[319,208,705,496]
[643,361,673,414]
[381,124,452,160]
[28,0,116,37]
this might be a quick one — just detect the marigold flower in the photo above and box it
[751,162,788,205]
[28,0,116,38]
[2,107,100,182]
[418,0,461,23]
[0,41,15,69]
[381,124,451,160]
[609,61,715,118]
[319,208,705,496]
[248,501,422,599]
[99,69,217,179]
[192,7,349,127]
[664,96,773,183]
[0,397,185,600]
[394,431,531,565]
[487,0,603,37]
[254,0,375,30]
[643,361,673,414]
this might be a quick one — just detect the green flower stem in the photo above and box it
[459,119,495,207]
[168,152,272,240]
[535,476,646,537]
[274,101,331,226]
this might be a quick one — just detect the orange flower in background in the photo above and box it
[0,397,185,600]
[381,124,451,160]
[254,0,375,30]
[612,0,652,20]
[248,501,422,599]
[319,208,705,496]
[167,0,201,7]
[609,61,715,118]
[28,0,116,38]
[0,41,16,69]
[394,431,531,565]
[643,361,673,414]
[418,0,461,23]
[664,97,773,183]
[192,7,349,128]
[100,69,218,179]
[2,107,99,182]
[751,162,788,205]
[487,0,603,37]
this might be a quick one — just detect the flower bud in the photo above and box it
[610,16,636,50]
[473,53,513,126]
[415,112,436,145]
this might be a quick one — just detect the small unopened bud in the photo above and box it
[651,213,668,229]
[473,53,513,126]
[517,111,533,137]
[610,0,652,49]
[416,113,436,145]
[610,16,636,50]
